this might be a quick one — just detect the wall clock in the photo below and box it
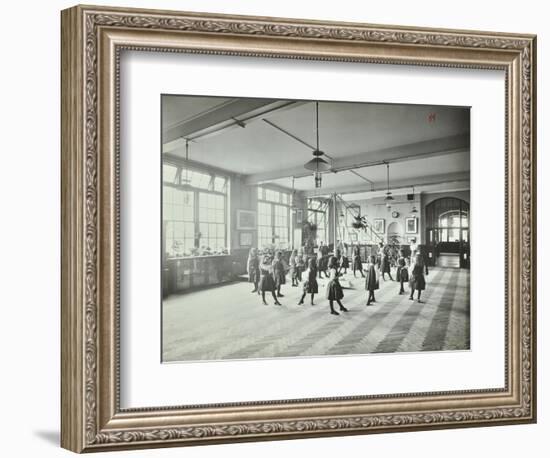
[391,211,400,218]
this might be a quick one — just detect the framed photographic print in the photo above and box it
[405,217,418,233]
[240,232,253,247]
[372,218,385,235]
[236,209,256,230]
[61,4,536,453]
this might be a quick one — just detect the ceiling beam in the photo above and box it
[163,99,304,147]
[243,133,469,185]
[302,171,470,197]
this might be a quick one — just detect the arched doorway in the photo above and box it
[425,197,469,268]
[386,221,403,244]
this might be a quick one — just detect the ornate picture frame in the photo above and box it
[61,4,536,453]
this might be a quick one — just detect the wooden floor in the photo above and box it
[162,266,470,363]
[437,253,461,268]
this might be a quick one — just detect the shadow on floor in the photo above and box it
[34,430,60,446]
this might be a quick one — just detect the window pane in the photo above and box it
[213,176,226,193]
[163,164,178,183]
[189,170,211,189]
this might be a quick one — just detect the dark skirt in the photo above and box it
[352,256,363,270]
[340,256,349,269]
[364,266,379,291]
[396,266,409,282]
[409,273,426,291]
[380,257,391,273]
[326,279,344,300]
[303,279,319,294]
[259,274,275,292]
[318,256,328,271]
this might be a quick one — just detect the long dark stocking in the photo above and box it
[336,299,348,312]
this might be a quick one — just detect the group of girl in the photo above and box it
[246,244,429,315]
[247,248,348,315]
[363,248,429,305]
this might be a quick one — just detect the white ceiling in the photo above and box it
[162,95,470,193]
[162,96,232,129]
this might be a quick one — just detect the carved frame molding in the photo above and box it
[61,5,536,453]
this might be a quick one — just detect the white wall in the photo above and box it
[0,1,546,457]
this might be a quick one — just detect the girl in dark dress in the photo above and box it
[289,249,299,287]
[336,248,350,274]
[247,248,261,294]
[364,255,379,306]
[380,250,393,281]
[352,245,365,278]
[272,251,288,298]
[317,241,329,278]
[395,249,409,295]
[296,250,306,283]
[409,252,429,302]
[259,254,281,306]
[298,257,319,306]
[325,256,348,315]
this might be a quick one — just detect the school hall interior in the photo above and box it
[161,95,471,362]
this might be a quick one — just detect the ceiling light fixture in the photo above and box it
[410,186,418,214]
[291,176,300,213]
[304,102,331,188]
[384,162,394,207]
[180,139,193,204]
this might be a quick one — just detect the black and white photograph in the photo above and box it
[161,95,471,363]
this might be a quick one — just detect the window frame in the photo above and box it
[257,186,292,249]
[162,162,229,258]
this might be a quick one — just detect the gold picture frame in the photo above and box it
[61,4,537,453]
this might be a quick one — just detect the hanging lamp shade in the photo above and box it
[410,186,418,214]
[304,103,331,185]
[384,162,393,201]
[304,150,331,172]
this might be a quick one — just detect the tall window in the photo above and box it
[307,199,328,244]
[257,187,291,249]
[163,185,195,256]
[199,193,226,251]
[163,163,228,257]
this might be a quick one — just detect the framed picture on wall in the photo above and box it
[372,218,385,235]
[236,209,256,230]
[61,4,536,453]
[405,217,418,233]
[239,232,253,247]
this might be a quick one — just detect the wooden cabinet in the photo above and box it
[164,255,235,295]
